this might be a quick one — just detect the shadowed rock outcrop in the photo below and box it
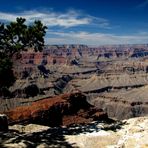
[5,93,108,126]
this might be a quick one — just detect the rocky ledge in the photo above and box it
[4,92,108,126]
[66,116,148,148]
[0,116,148,148]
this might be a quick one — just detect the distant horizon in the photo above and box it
[45,43,148,47]
[0,0,148,45]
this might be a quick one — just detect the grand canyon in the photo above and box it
[0,44,148,147]
[1,0,148,147]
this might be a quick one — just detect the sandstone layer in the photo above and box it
[4,92,108,126]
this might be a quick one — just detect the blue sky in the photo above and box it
[0,0,148,45]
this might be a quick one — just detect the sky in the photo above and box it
[0,0,148,46]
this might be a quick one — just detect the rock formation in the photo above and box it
[0,44,148,147]
[5,93,108,126]
[65,116,148,148]
[0,116,148,148]
[1,44,148,122]
[89,85,148,120]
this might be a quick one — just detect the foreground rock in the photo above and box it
[9,124,50,133]
[66,116,148,148]
[4,92,108,126]
[0,116,148,148]
[0,114,8,131]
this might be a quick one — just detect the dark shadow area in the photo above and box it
[102,120,127,132]
[0,128,75,148]
[0,120,125,148]
[63,120,125,134]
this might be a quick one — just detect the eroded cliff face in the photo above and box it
[2,44,148,123]
[5,92,108,126]
[63,74,148,120]
[89,85,148,120]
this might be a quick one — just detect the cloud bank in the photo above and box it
[46,31,148,45]
[0,10,147,45]
[0,10,110,28]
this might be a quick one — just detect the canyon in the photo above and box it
[1,44,148,120]
[0,44,148,147]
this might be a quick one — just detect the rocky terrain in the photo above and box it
[1,44,148,119]
[66,116,148,148]
[0,116,148,148]
[89,85,148,119]
[4,92,108,126]
[0,44,148,148]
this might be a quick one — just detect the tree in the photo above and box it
[0,53,15,96]
[0,54,15,88]
[0,17,47,93]
[0,17,47,57]
[27,20,47,52]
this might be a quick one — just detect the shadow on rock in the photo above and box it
[0,120,125,148]
[0,128,75,148]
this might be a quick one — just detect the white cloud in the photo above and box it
[1,9,145,45]
[0,10,90,27]
[87,15,111,29]
[0,10,110,28]
[46,31,148,45]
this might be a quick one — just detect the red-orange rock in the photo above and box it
[5,93,108,126]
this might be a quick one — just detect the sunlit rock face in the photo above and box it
[1,116,148,148]
[65,116,148,148]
